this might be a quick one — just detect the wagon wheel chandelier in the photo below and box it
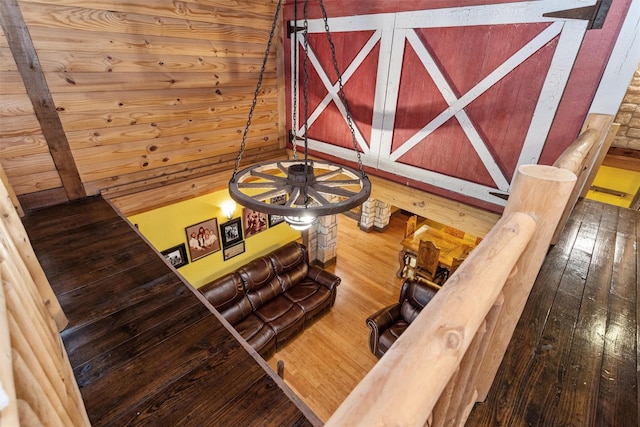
[228,0,371,230]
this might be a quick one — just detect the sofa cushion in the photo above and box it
[400,299,422,324]
[277,262,309,292]
[255,295,305,344]
[378,320,409,355]
[238,257,282,310]
[400,278,439,309]
[269,241,307,275]
[199,273,253,326]
[284,279,332,321]
[235,314,276,357]
[238,256,277,292]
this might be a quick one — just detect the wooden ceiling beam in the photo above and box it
[0,0,85,200]
[602,147,640,172]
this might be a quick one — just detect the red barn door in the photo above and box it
[285,0,598,208]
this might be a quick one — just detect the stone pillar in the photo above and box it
[373,200,391,232]
[302,225,318,263]
[314,214,338,267]
[359,198,376,232]
[305,194,339,267]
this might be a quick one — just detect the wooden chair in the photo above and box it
[443,225,465,239]
[415,240,440,281]
[405,215,417,238]
[461,244,473,258]
[450,257,464,275]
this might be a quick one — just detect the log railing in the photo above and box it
[326,114,615,426]
[550,113,615,244]
[326,163,577,427]
[0,176,89,426]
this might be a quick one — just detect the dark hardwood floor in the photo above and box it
[468,199,638,426]
[22,196,317,427]
[21,195,638,426]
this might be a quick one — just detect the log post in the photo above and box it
[550,113,614,245]
[0,179,67,330]
[475,164,576,400]
[0,274,19,427]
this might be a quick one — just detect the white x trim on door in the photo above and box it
[290,0,596,205]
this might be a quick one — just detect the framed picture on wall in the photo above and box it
[270,194,286,205]
[268,214,285,227]
[223,241,245,261]
[243,207,267,238]
[161,243,189,269]
[185,218,221,262]
[220,217,243,248]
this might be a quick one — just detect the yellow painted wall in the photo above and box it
[586,165,640,208]
[128,189,300,288]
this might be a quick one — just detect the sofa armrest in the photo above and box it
[307,265,341,292]
[365,304,401,356]
[366,304,401,332]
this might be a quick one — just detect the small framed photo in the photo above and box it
[220,217,243,248]
[185,218,221,262]
[223,241,246,261]
[161,243,188,268]
[268,214,285,227]
[270,194,286,205]
[243,207,267,238]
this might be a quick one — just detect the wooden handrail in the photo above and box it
[0,179,67,331]
[552,128,600,173]
[326,164,577,427]
[0,178,89,426]
[550,113,615,245]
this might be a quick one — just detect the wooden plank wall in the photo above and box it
[0,23,63,204]
[0,0,287,211]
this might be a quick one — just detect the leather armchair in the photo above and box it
[366,278,440,358]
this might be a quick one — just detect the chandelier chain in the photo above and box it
[302,0,310,207]
[318,0,366,178]
[303,1,310,171]
[231,0,283,182]
[291,0,299,160]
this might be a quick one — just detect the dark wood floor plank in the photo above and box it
[209,376,312,427]
[21,197,117,241]
[110,356,264,426]
[65,290,204,368]
[60,268,182,334]
[552,202,618,426]
[78,316,248,425]
[32,222,153,282]
[21,196,314,427]
[596,207,638,426]
[467,199,640,426]
[45,239,158,295]
[637,213,640,427]
[466,201,592,425]
[507,206,599,426]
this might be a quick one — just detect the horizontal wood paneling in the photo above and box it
[0,0,286,211]
[18,2,273,41]
[0,24,62,197]
[108,145,287,215]
[25,26,271,57]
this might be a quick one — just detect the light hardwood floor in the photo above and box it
[267,212,408,422]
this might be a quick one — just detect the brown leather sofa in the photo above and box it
[200,241,340,358]
[366,278,440,358]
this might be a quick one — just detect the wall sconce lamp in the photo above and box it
[221,200,236,220]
